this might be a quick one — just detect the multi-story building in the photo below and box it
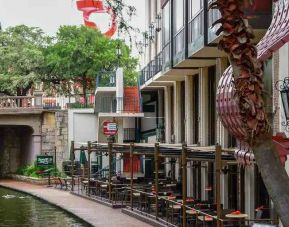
[139,0,289,221]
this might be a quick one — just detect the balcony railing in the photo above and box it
[0,94,95,110]
[124,128,136,142]
[96,71,116,88]
[95,96,142,114]
[140,52,163,86]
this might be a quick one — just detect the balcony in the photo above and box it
[139,52,162,86]
[0,94,95,114]
[94,96,144,117]
[95,72,116,94]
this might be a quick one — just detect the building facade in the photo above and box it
[138,0,289,221]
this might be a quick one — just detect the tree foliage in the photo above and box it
[44,25,138,100]
[0,25,50,96]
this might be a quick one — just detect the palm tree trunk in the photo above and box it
[253,140,289,226]
[212,0,289,225]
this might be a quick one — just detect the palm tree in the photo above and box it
[211,0,289,225]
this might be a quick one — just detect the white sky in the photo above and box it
[0,0,146,56]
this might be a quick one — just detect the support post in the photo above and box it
[215,145,222,227]
[182,143,187,227]
[130,143,134,210]
[108,140,113,201]
[88,141,91,196]
[54,146,57,177]
[71,141,74,192]
[154,143,160,219]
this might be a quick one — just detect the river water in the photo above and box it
[0,187,91,227]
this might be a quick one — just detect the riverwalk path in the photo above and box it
[0,180,152,227]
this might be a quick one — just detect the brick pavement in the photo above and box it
[0,180,152,227]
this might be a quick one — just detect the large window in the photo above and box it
[190,0,203,19]
[162,2,170,45]
[174,0,184,33]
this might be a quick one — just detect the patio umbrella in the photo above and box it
[70,145,75,162]
[79,146,87,165]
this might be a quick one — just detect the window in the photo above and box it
[190,0,202,19]
[162,2,170,45]
[174,0,184,33]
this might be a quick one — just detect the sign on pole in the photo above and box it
[37,156,54,166]
[102,120,118,136]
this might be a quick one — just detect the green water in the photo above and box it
[0,187,91,227]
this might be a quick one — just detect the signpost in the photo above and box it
[102,120,118,136]
[37,156,54,167]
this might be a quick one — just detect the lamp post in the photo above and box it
[155,13,162,32]
[275,77,289,131]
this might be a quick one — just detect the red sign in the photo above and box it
[102,120,118,136]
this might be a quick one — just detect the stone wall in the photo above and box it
[41,110,68,170]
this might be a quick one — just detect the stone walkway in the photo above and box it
[0,180,152,227]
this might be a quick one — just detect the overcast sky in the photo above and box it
[0,0,145,35]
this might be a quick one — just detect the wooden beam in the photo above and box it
[215,145,222,227]
[182,143,187,227]
[130,142,134,210]
[154,143,160,219]
[108,141,112,201]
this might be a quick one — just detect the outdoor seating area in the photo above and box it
[63,141,278,227]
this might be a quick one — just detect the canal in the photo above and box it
[0,187,91,227]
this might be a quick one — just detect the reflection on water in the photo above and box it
[0,187,90,227]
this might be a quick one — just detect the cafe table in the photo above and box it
[225,213,248,227]
[186,209,197,215]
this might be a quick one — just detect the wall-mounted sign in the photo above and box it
[102,120,118,136]
[37,156,53,166]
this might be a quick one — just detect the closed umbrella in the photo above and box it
[79,147,87,165]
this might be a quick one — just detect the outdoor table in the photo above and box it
[225,213,248,219]
[197,215,213,222]
[225,213,248,227]
[186,209,197,215]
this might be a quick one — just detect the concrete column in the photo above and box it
[185,75,194,145]
[216,58,229,147]
[31,135,41,163]
[245,166,255,219]
[199,68,209,146]
[221,173,229,209]
[164,86,172,143]
[116,68,124,113]
[117,118,124,143]
[174,81,182,143]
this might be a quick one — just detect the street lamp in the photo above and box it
[142,32,149,47]
[148,23,155,41]
[155,13,162,32]
[276,77,289,131]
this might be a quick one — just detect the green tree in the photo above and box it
[0,25,50,96]
[213,0,289,225]
[44,25,138,104]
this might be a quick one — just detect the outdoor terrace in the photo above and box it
[64,142,277,227]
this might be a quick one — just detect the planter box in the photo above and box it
[10,174,49,185]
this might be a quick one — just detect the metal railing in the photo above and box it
[173,27,185,64]
[95,96,142,113]
[96,72,116,88]
[124,128,136,142]
[140,52,163,86]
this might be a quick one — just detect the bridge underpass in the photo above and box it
[0,126,34,177]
